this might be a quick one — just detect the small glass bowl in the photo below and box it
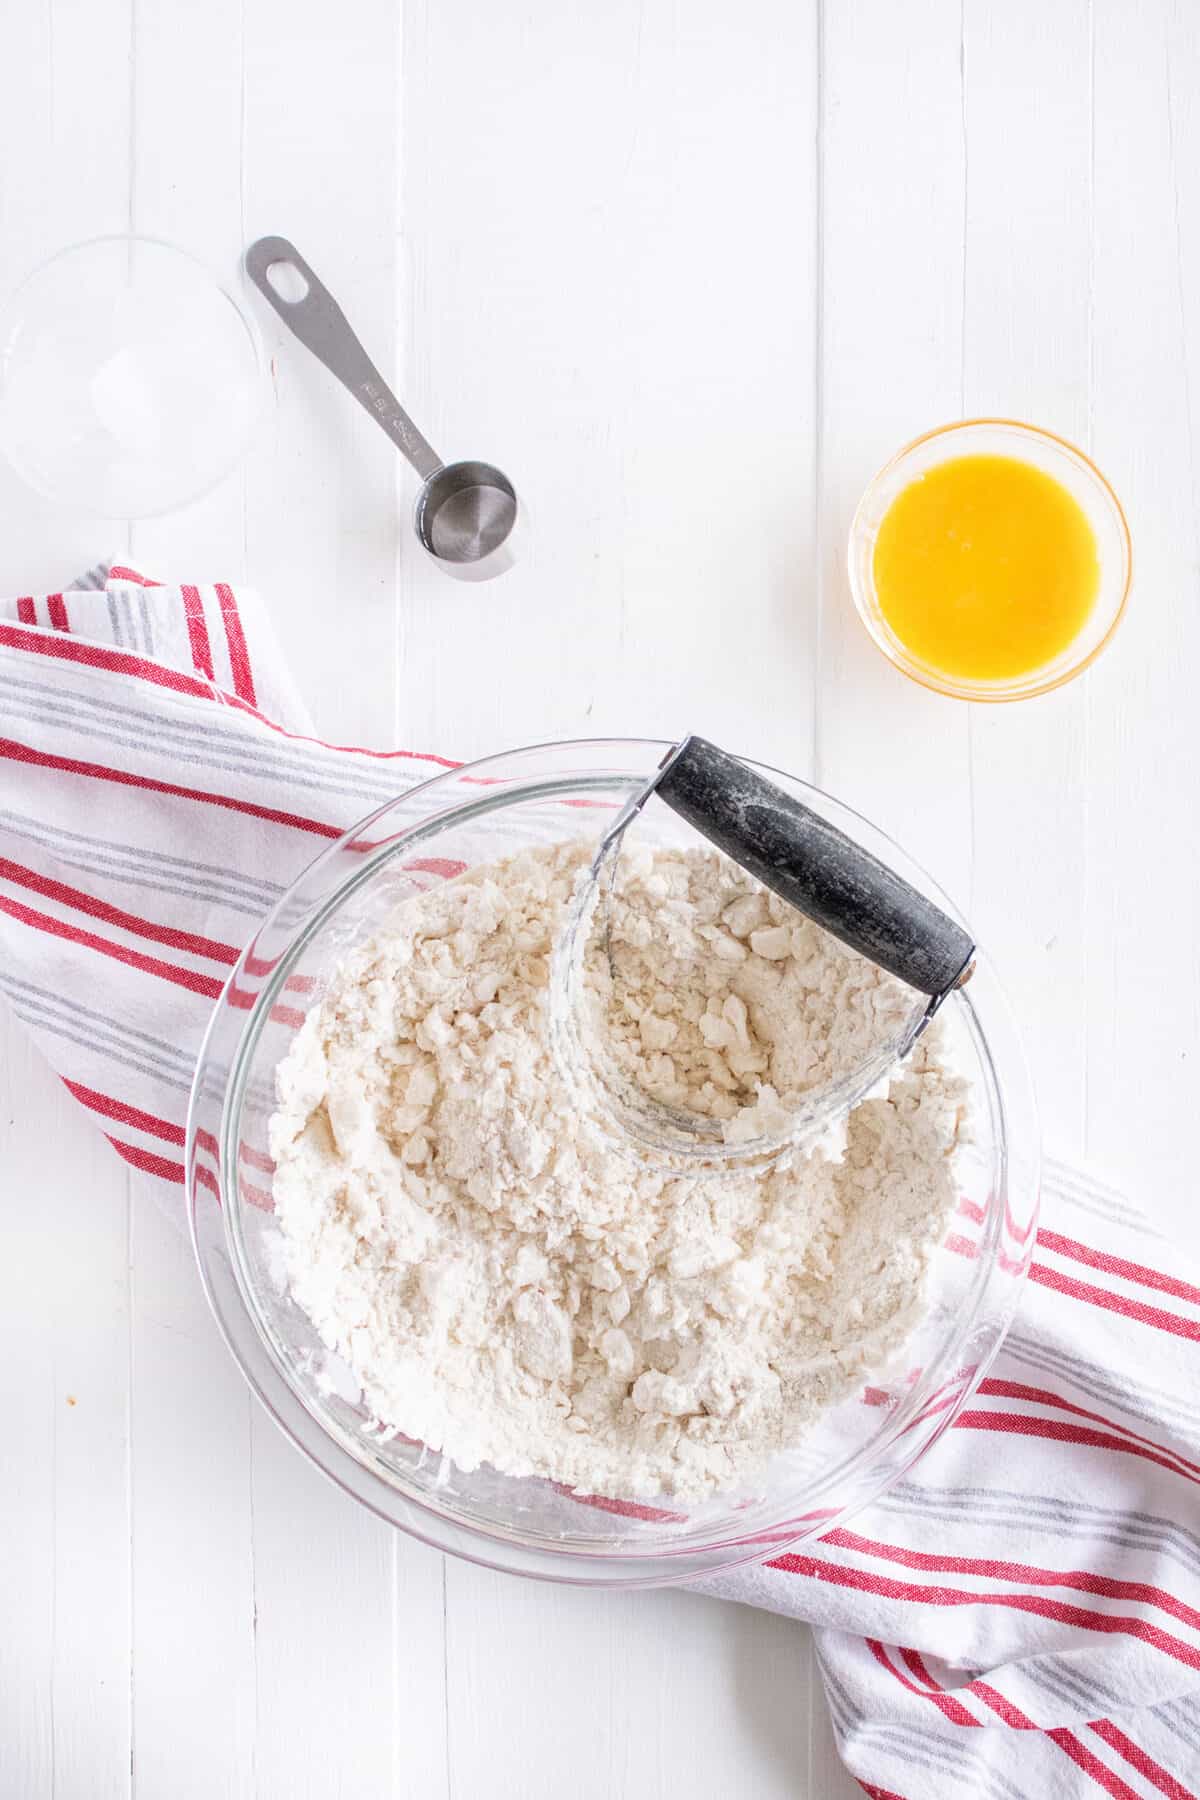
[847,419,1132,702]
[0,235,264,518]
[187,738,1040,1587]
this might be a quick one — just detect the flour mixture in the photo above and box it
[269,842,967,1501]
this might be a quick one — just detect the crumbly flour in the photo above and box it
[269,842,966,1502]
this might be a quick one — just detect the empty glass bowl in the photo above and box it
[187,738,1039,1586]
[0,235,263,517]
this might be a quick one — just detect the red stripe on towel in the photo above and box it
[0,621,218,698]
[105,1135,186,1185]
[214,583,257,704]
[0,738,343,838]
[63,1080,186,1146]
[867,1640,979,1726]
[1037,1227,1200,1308]
[0,857,240,965]
[0,893,225,998]
[180,585,215,680]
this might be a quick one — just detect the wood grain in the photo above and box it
[1,3,1195,1797]
[962,0,1093,1163]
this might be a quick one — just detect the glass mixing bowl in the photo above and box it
[187,738,1039,1586]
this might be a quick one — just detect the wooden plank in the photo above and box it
[397,0,818,773]
[1087,0,1200,1224]
[0,0,132,593]
[445,1567,821,1799]
[249,1421,402,1800]
[128,1197,256,1799]
[45,1112,132,1800]
[0,5,135,1797]
[819,0,973,903]
[236,6,449,1797]
[960,0,1093,1161]
[0,1034,132,1800]
[390,1536,450,1800]
[241,0,404,750]
[111,8,259,1798]
[400,0,841,1788]
[129,0,249,584]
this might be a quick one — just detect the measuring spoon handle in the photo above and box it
[245,236,442,481]
[655,736,976,1000]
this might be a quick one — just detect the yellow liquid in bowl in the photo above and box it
[872,453,1101,683]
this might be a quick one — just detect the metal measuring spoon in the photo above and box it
[245,236,520,580]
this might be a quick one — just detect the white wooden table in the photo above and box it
[2,3,1197,1795]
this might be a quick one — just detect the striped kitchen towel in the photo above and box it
[2,570,1198,1800]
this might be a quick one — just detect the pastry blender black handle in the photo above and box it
[653,737,976,1001]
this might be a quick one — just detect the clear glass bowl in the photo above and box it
[0,235,264,517]
[848,418,1132,701]
[187,738,1039,1586]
